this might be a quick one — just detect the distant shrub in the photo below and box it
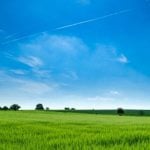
[117,108,124,116]
[64,107,70,111]
[10,104,21,111]
[46,107,50,111]
[71,108,76,111]
[2,106,9,110]
[35,104,44,110]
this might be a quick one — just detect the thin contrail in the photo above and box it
[55,9,131,30]
[2,31,46,45]
[2,9,131,45]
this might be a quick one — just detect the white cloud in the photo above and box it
[22,34,129,67]
[4,33,19,40]
[10,69,26,75]
[17,56,43,68]
[93,45,116,61]
[32,68,51,78]
[109,90,120,96]
[19,34,88,62]
[18,34,89,76]
[86,96,115,102]
[91,45,124,69]
[19,80,53,95]
[117,54,128,64]
[62,71,78,80]
[17,34,130,83]
[93,45,129,65]
[0,71,58,96]
[42,34,88,55]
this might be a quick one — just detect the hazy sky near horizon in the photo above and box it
[0,0,150,109]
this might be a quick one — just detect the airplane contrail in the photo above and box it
[55,9,131,30]
[2,31,46,45]
[2,9,131,45]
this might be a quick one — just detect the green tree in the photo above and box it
[2,106,9,110]
[117,108,124,116]
[35,104,44,110]
[10,104,21,111]
[64,107,70,111]
[46,107,50,111]
[71,108,76,111]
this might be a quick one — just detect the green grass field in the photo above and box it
[0,111,150,150]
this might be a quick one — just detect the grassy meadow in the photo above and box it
[0,111,150,150]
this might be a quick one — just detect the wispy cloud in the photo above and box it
[32,68,51,79]
[62,71,79,80]
[19,80,53,95]
[45,34,88,54]
[10,69,26,75]
[19,34,88,57]
[18,34,129,78]
[17,56,43,68]
[117,54,128,64]
[4,33,20,40]
[109,90,120,96]
[55,9,131,30]
[0,70,58,96]
[86,96,115,102]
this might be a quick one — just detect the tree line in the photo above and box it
[0,104,145,116]
[0,103,45,111]
[0,104,125,115]
[0,104,48,111]
[0,104,21,111]
[0,103,125,115]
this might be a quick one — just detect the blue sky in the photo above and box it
[0,0,150,109]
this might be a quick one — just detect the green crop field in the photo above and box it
[0,111,150,150]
